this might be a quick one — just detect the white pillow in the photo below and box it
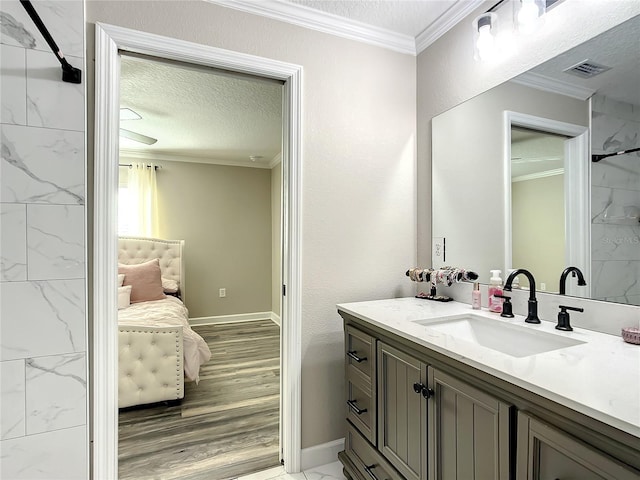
[162,277,179,294]
[118,274,125,287]
[118,285,132,309]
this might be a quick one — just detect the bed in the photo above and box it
[117,236,211,408]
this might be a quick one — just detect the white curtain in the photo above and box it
[120,162,159,237]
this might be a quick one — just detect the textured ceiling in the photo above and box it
[282,0,458,37]
[119,55,283,167]
[525,14,640,105]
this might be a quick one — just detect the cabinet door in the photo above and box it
[429,367,512,480]
[517,412,640,480]
[377,342,428,480]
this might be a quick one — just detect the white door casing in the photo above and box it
[503,111,590,297]
[93,22,302,478]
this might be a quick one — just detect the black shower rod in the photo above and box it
[592,147,640,163]
[19,0,81,84]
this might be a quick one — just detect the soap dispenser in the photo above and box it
[488,270,503,313]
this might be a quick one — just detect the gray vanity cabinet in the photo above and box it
[517,413,640,480]
[428,367,511,480]
[377,342,428,480]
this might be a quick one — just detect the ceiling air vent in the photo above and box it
[563,60,612,79]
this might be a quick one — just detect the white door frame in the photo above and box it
[503,111,591,297]
[93,22,302,478]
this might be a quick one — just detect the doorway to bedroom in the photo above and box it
[116,52,284,480]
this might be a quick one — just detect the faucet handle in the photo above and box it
[556,305,584,331]
[494,294,514,318]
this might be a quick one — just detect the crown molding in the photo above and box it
[206,0,416,55]
[415,0,484,54]
[512,167,564,183]
[119,148,274,169]
[269,152,282,169]
[511,71,596,101]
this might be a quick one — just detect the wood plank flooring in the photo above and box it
[118,319,281,480]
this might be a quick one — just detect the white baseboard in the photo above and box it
[300,438,345,471]
[270,312,281,326]
[190,311,273,326]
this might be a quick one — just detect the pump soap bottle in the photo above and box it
[472,282,481,310]
[488,270,503,313]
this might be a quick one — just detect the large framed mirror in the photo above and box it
[432,13,640,306]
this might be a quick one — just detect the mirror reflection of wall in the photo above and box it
[591,94,640,306]
[511,128,566,291]
[432,82,588,284]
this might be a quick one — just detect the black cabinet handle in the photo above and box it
[347,351,366,363]
[364,464,379,480]
[413,382,434,399]
[347,399,367,415]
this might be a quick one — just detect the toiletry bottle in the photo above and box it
[472,282,481,310]
[488,270,503,313]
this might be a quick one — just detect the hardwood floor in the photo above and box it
[118,319,281,480]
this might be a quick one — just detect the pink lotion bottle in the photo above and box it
[488,270,503,313]
[472,282,482,310]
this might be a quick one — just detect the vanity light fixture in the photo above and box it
[473,0,560,61]
[249,155,264,162]
[473,13,499,62]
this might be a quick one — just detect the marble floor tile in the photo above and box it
[1,279,85,361]
[1,203,27,281]
[25,352,86,435]
[0,425,86,480]
[1,359,26,440]
[27,204,84,280]
[1,44,27,125]
[1,124,84,204]
[26,49,84,131]
[303,461,346,480]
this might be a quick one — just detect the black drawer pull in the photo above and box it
[347,351,367,363]
[364,464,379,480]
[347,399,367,415]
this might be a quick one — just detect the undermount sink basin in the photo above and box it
[414,314,586,358]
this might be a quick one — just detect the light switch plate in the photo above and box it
[432,237,445,266]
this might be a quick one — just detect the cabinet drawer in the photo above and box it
[347,375,376,443]
[346,422,401,480]
[517,412,640,480]
[346,325,375,382]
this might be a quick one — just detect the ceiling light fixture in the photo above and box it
[249,155,264,162]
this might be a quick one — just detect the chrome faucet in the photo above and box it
[504,269,540,324]
[559,266,587,295]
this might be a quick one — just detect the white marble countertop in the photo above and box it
[337,297,640,439]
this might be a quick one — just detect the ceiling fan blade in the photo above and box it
[120,128,157,145]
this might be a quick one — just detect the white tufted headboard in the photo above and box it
[118,236,186,304]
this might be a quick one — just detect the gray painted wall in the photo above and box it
[151,159,273,318]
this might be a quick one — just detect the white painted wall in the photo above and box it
[85,0,417,450]
[418,0,640,266]
[0,0,87,477]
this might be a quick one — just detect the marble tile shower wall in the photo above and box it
[591,94,640,307]
[1,1,87,478]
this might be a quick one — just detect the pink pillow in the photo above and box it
[118,259,166,304]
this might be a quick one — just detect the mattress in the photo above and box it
[118,296,211,382]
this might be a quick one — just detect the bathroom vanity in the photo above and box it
[337,298,640,480]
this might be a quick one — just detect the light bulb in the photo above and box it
[476,24,495,61]
[518,0,540,32]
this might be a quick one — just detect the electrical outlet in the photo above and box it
[540,283,546,291]
[219,288,226,298]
